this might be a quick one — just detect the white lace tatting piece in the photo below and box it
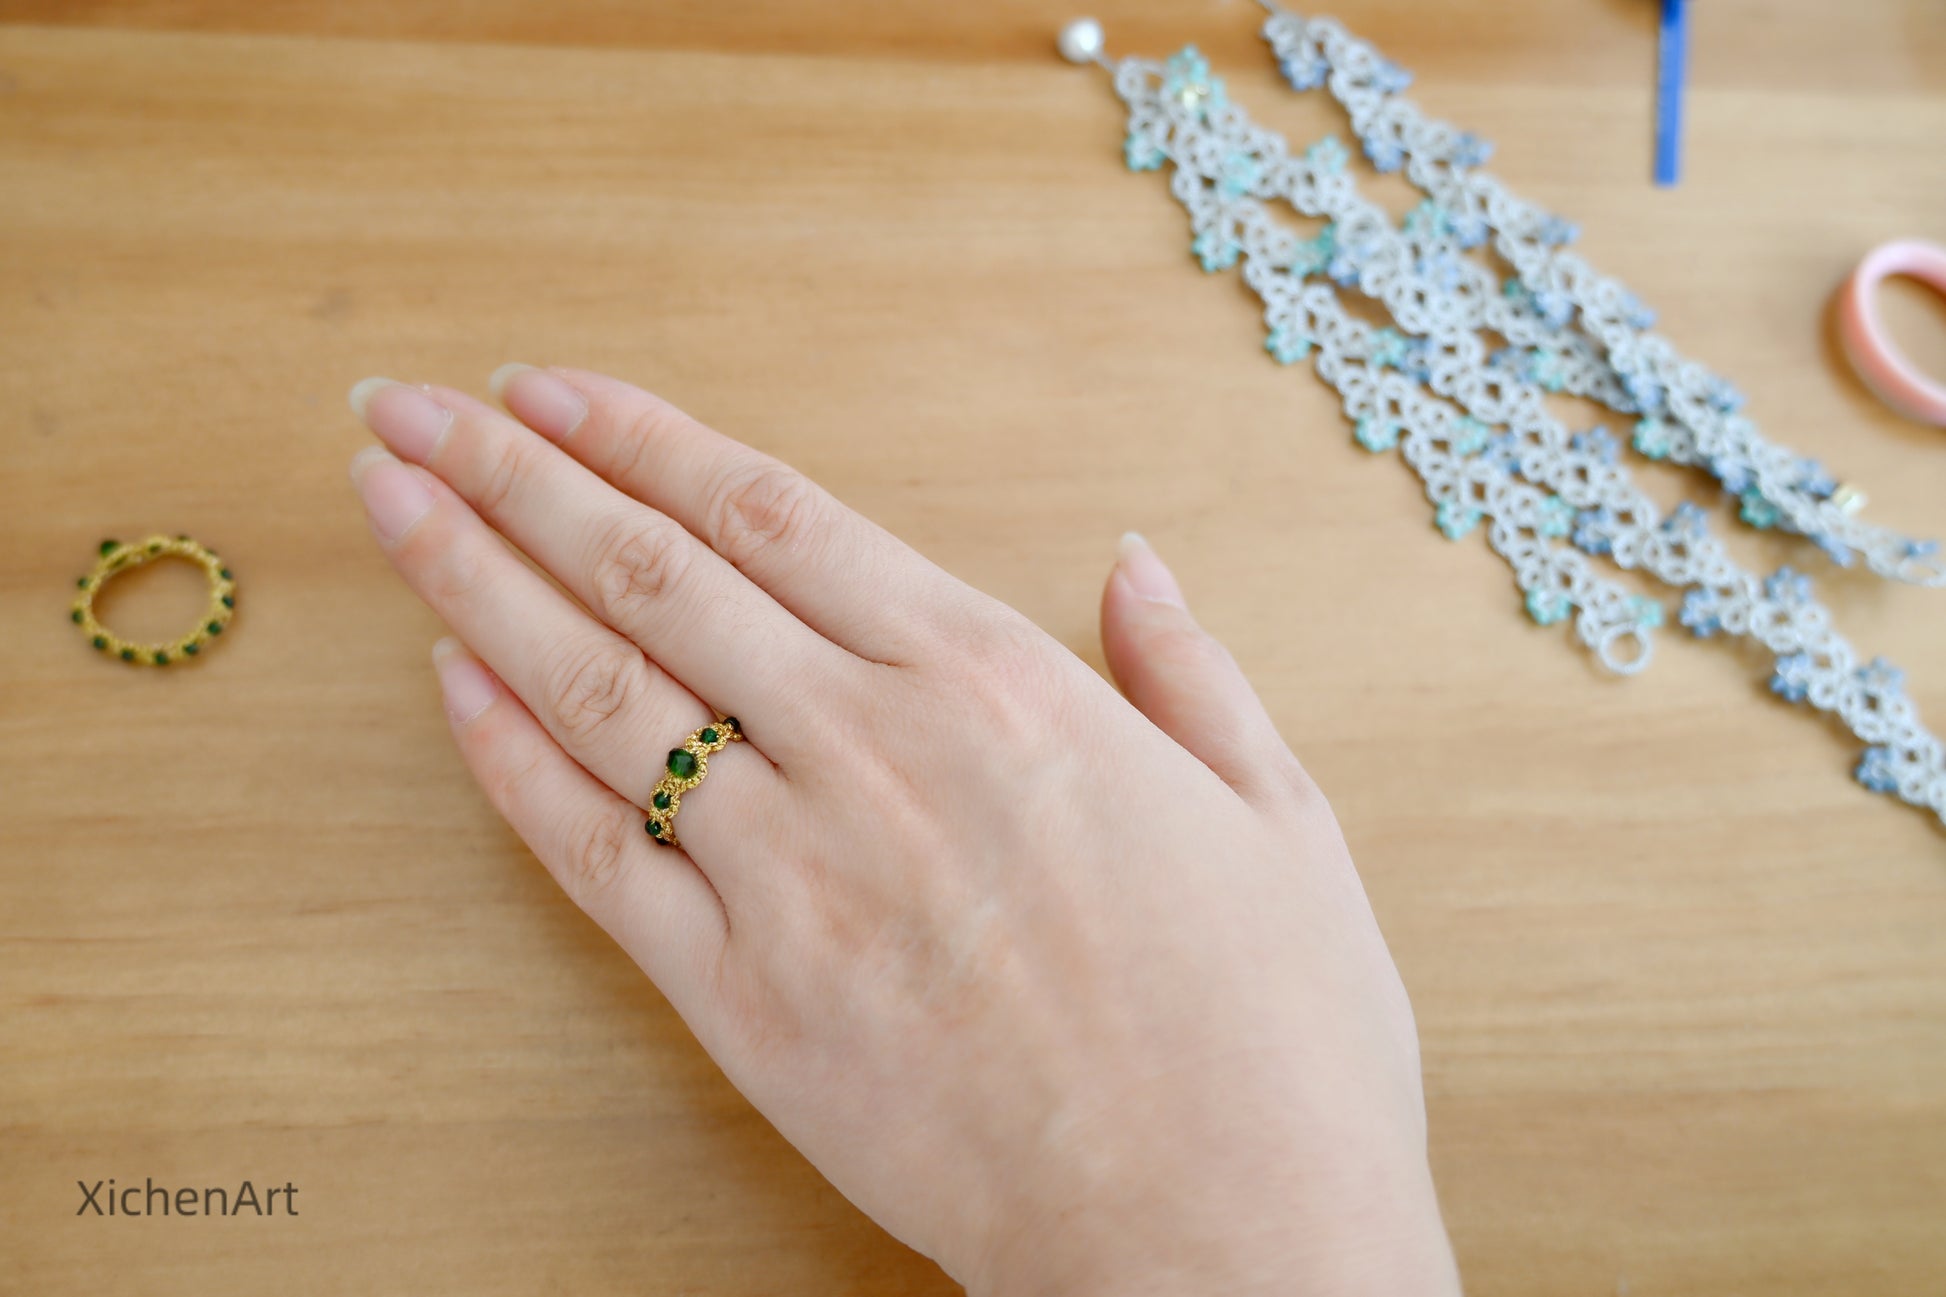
[1100,7,1944,825]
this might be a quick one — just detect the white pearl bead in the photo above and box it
[1057,18,1104,65]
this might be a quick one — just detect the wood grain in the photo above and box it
[2,3,1943,1293]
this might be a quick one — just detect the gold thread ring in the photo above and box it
[72,535,236,667]
[645,716,743,848]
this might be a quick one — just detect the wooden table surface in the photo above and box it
[3,1,1943,1292]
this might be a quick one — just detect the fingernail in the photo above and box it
[349,376,452,463]
[491,363,587,441]
[350,446,435,543]
[347,376,390,418]
[1116,531,1185,607]
[432,637,498,725]
[485,362,533,399]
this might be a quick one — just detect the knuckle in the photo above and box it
[543,636,647,747]
[482,744,547,813]
[1144,617,1228,676]
[420,534,494,606]
[953,614,1070,737]
[561,810,633,904]
[589,512,690,623]
[965,604,1050,666]
[608,398,687,482]
[708,462,819,567]
[472,439,530,518]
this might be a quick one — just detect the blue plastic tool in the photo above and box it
[1654,0,1688,186]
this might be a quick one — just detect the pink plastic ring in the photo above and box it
[1835,238,1946,427]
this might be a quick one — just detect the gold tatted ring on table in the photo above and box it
[72,535,236,667]
[645,717,743,848]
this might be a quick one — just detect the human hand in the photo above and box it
[347,366,1459,1296]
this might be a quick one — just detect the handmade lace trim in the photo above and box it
[1109,13,1943,823]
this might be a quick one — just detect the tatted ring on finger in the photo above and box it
[645,716,743,848]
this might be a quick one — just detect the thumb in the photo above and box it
[1099,533,1310,806]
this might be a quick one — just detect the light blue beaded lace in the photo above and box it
[1102,15,1945,826]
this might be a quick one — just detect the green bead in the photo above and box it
[92,636,107,651]
[219,568,232,580]
[99,539,119,556]
[70,608,83,623]
[667,748,698,779]
[153,651,169,665]
[652,791,671,810]
[148,541,162,553]
[700,727,718,745]
[723,716,740,733]
[76,576,88,589]
[207,621,223,635]
[183,643,200,656]
[645,819,663,838]
[119,649,135,661]
[221,595,234,608]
